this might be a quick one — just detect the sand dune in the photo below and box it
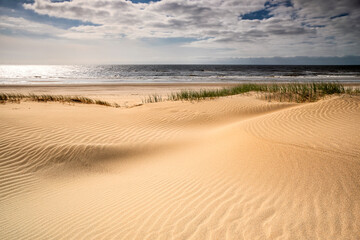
[1,92,359,239]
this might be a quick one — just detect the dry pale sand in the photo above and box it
[0,83,238,106]
[0,84,360,239]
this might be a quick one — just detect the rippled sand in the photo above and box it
[1,85,359,239]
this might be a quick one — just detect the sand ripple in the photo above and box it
[1,95,359,239]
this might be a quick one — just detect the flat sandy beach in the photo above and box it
[1,83,360,239]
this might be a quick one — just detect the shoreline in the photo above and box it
[1,81,360,87]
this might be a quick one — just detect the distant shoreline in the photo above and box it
[1,65,359,85]
[1,82,360,88]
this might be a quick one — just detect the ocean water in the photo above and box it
[0,65,359,84]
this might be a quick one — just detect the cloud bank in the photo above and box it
[0,0,359,63]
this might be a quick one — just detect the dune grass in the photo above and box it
[1,83,359,107]
[142,94,163,104]
[0,93,119,107]
[144,82,359,103]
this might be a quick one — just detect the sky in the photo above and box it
[0,0,359,64]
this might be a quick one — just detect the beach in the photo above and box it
[1,83,360,239]
[0,83,238,107]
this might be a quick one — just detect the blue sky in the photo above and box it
[0,0,359,64]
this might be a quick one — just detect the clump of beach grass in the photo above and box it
[144,82,359,103]
[0,93,119,107]
[167,84,267,102]
[0,93,26,103]
[142,94,163,104]
[259,82,347,102]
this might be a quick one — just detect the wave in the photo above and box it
[1,65,360,84]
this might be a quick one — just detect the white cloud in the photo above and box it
[0,15,64,36]
[0,0,358,63]
[21,0,271,40]
[22,0,359,48]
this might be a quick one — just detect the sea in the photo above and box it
[0,65,359,85]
